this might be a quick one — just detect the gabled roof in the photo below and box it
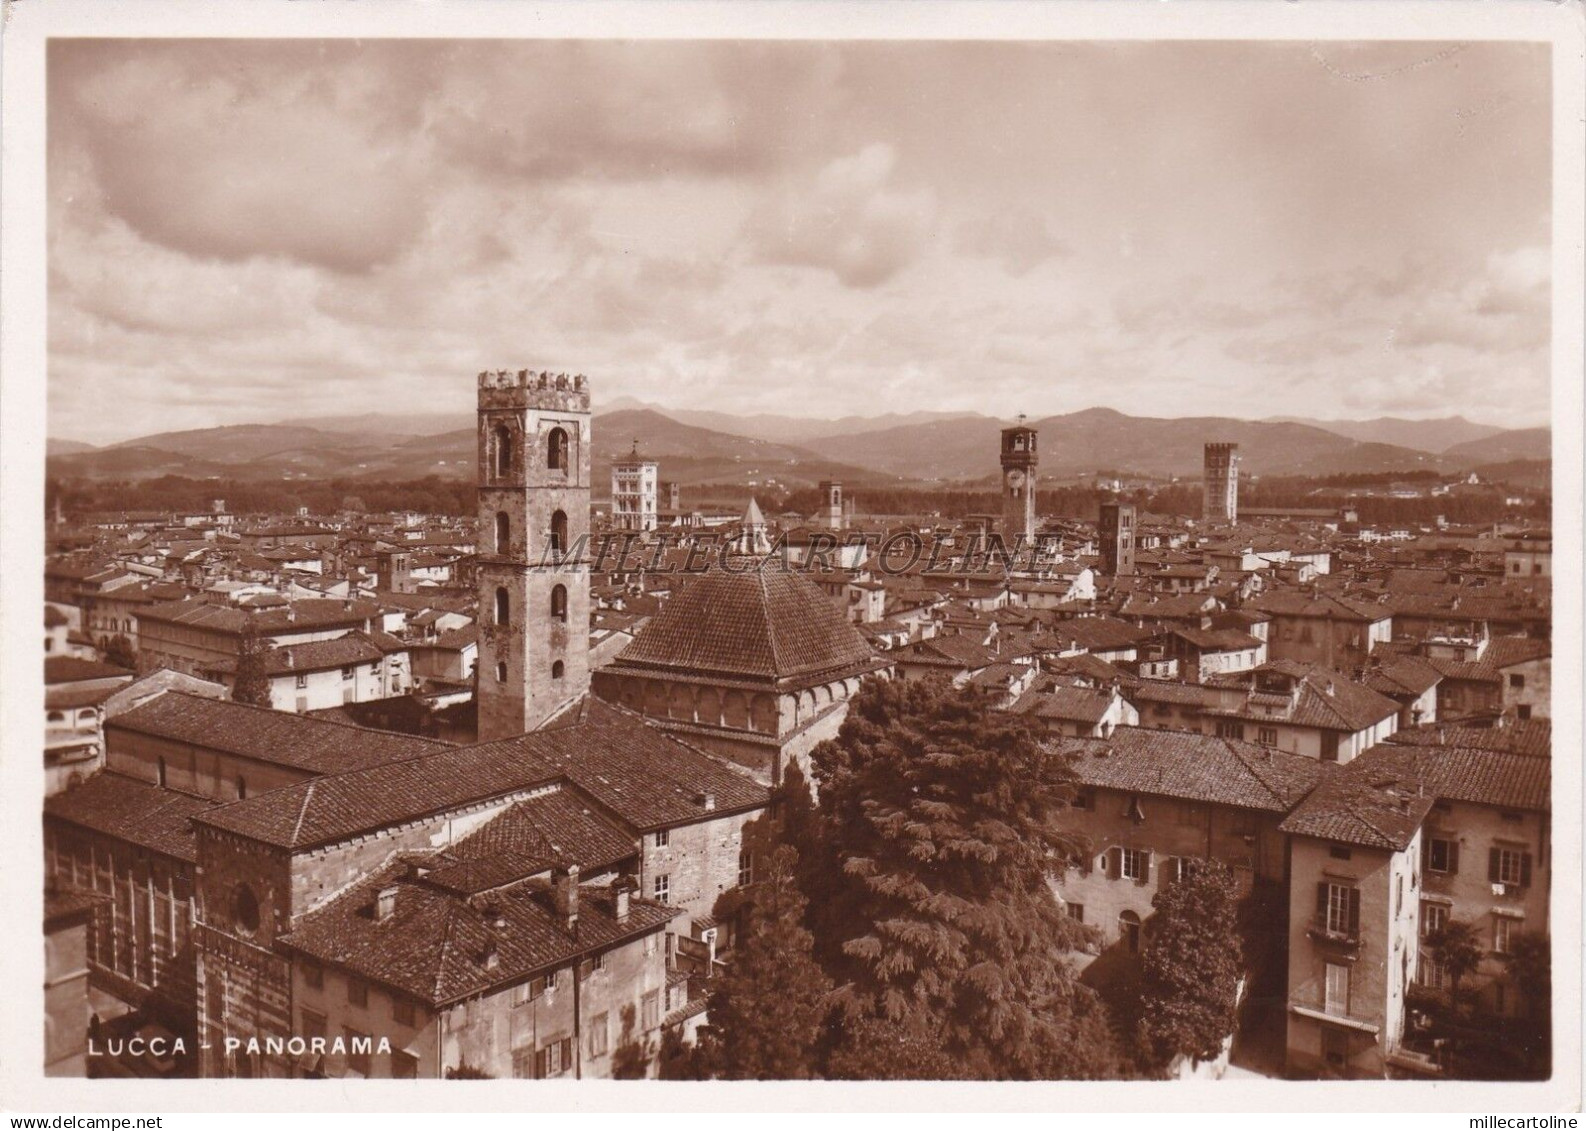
[1387,717,1550,758]
[45,657,135,685]
[608,566,882,687]
[1011,685,1116,725]
[1053,727,1336,813]
[45,773,217,863]
[280,866,677,1007]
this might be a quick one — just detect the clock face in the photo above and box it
[1006,469,1026,488]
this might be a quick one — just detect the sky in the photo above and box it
[47,38,1552,445]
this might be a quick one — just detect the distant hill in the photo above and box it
[1267,414,1506,453]
[1442,428,1552,465]
[276,411,471,437]
[603,399,982,444]
[46,438,97,457]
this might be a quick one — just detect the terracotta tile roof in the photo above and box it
[45,773,218,862]
[1012,686,1115,725]
[1052,727,1336,813]
[108,691,448,777]
[1246,590,1390,622]
[1387,718,1550,758]
[1281,742,1549,850]
[280,867,677,1006]
[44,657,135,685]
[609,566,882,687]
[138,597,381,635]
[1426,636,1551,685]
[1126,680,1215,706]
[1363,654,1443,698]
[196,697,767,850]
[436,790,637,884]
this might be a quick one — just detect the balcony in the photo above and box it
[1305,916,1364,954]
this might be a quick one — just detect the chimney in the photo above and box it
[375,885,399,921]
[698,792,716,812]
[614,876,633,923]
[282,648,294,668]
[552,864,580,927]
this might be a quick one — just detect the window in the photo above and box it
[1320,1025,1349,1069]
[1517,704,1532,720]
[301,1009,326,1041]
[1493,916,1517,955]
[652,829,669,848]
[1324,962,1350,1017]
[547,427,569,472]
[1508,673,1525,689]
[496,661,508,683]
[738,849,753,887]
[1066,902,1085,924]
[156,757,167,788]
[513,976,548,1007]
[1421,901,1448,940]
[642,989,661,1030]
[1257,726,1278,747]
[587,1012,609,1058]
[1425,837,1458,875]
[1320,732,1341,762]
[1214,719,1245,740]
[231,884,261,935]
[653,874,670,904]
[1395,875,1404,916]
[1118,911,1142,954]
[392,998,415,1027]
[295,673,308,689]
[552,661,565,680]
[494,587,510,625]
[1070,791,1092,811]
[301,961,324,990]
[1319,881,1360,939]
[347,976,369,1008]
[493,424,513,480]
[535,1037,573,1078]
[341,666,354,681]
[495,511,510,552]
[1119,847,1148,882]
[550,584,568,622]
[236,775,248,800]
[550,510,569,555]
[344,1027,371,1077]
[46,710,64,723]
[1329,846,1353,861]
[1489,847,1530,888]
[1419,953,1446,990]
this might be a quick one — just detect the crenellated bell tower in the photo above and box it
[476,368,592,740]
[1000,419,1038,545]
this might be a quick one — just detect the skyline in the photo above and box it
[48,38,1553,445]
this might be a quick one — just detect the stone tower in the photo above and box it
[1098,501,1136,577]
[1203,442,1240,525]
[1000,422,1038,545]
[476,369,592,740]
[818,480,844,531]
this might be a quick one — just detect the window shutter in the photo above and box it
[1488,848,1501,883]
[1316,882,1328,921]
[1137,852,1151,886]
[1520,853,1532,888]
[1110,847,1122,879]
[1347,888,1361,936]
[1447,841,1459,875]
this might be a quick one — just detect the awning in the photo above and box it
[1289,1004,1381,1036]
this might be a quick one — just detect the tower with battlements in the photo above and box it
[1099,501,1136,576]
[476,369,592,740]
[1204,442,1240,525]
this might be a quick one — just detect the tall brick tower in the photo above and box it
[1000,420,1038,545]
[1098,501,1136,576]
[476,369,592,740]
[1203,442,1240,525]
[818,480,844,531]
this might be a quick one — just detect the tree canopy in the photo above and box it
[1137,859,1245,1069]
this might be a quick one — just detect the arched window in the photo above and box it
[547,427,569,472]
[46,711,64,723]
[236,775,248,801]
[495,586,510,625]
[157,757,167,788]
[1119,910,1141,955]
[550,584,568,623]
[552,660,565,680]
[550,510,568,555]
[493,424,513,480]
[495,661,508,683]
[494,511,510,553]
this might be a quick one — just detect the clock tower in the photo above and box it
[1000,420,1038,545]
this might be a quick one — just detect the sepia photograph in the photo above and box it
[1,0,1581,1118]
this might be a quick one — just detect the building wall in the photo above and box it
[1051,787,1286,945]
[638,810,757,928]
[1264,614,1390,671]
[1284,833,1421,1079]
[106,726,311,802]
[45,907,94,1076]
[1501,658,1550,721]
[291,960,437,1078]
[265,658,393,714]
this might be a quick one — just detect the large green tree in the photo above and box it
[799,675,1119,1080]
[694,844,833,1079]
[231,623,274,707]
[1137,859,1245,1069]
[1426,919,1484,1013]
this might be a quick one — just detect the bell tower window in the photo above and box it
[551,584,568,623]
[494,424,513,480]
[550,510,568,555]
[495,511,510,554]
[547,427,569,472]
[495,587,510,625]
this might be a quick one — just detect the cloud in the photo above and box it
[752,144,937,288]
[1393,245,1549,352]
[955,211,1071,276]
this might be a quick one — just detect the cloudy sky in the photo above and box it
[48,38,1551,445]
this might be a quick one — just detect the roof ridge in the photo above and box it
[290,781,317,847]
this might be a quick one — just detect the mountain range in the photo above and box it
[48,404,1551,489]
